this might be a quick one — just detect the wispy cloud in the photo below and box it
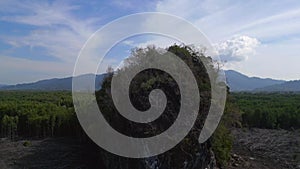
[154,0,300,79]
[111,0,157,11]
[0,0,99,63]
[0,0,299,83]
[0,0,106,83]
[156,0,300,42]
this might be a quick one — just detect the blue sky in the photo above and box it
[0,0,300,84]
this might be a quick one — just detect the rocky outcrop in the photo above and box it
[95,45,218,169]
[97,144,218,169]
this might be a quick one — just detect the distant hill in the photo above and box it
[255,80,300,92]
[0,84,7,88]
[0,74,106,91]
[225,70,285,91]
[1,70,298,92]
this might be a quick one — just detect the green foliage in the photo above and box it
[0,91,83,138]
[212,123,233,167]
[23,140,31,147]
[96,45,221,168]
[211,94,239,168]
[232,93,300,129]
[1,114,18,139]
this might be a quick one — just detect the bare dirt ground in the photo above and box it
[228,128,300,169]
[0,137,98,169]
[0,129,299,169]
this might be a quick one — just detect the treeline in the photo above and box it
[232,92,300,129]
[0,91,83,139]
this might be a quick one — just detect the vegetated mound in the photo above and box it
[95,45,221,169]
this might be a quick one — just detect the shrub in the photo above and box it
[212,123,233,167]
[23,140,31,147]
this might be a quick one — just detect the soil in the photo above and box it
[0,128,299,169]
[0,137,98,169]
[228,128,300,169]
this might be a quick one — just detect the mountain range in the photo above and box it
[0,84,7,88]
[225,70,285,91]
[0,70,299,92]
[0,74,106,91]
[254,80,300,92]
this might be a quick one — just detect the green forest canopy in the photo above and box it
[232,92,300,129]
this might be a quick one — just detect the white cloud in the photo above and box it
[156,0,231,20]
[0,0,99,63]
[110,0,156,11]
[153,0,300,80]
[155,0,300,42]
[1,0,300,83]
[0,0,106,84]
[214,36,260,62]
[122,37,180,49]
[225,38,300,80]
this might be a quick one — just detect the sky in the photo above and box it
[0,0,300,84]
